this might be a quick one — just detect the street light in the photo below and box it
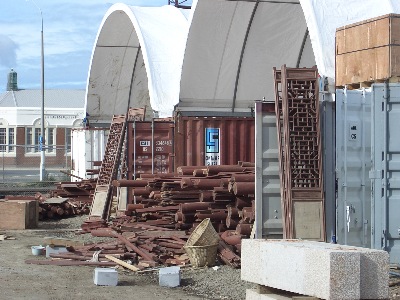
[28,0,46,181]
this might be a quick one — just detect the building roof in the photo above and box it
[0,89,85,109]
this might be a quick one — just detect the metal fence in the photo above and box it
[0,144,72,197]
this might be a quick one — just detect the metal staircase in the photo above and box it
[89,114,127,220]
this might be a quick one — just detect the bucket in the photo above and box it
[31,246,45,256]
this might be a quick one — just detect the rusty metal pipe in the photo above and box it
[233,182,255,195]
[179,202,210,213]
[116,235,155,262]
[112,179,148,187]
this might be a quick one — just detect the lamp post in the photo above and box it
[29,0,46,181]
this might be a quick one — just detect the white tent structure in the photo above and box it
[85,4,190,123]
[177,0,400,114]
[85,0,400,120]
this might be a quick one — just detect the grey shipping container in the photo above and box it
[254,96,335,241]
[371,83,400,263]
[336,88,372,248]
[254,101,283,238]
[320,94,336,243]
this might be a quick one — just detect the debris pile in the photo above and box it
[80,162,256,268]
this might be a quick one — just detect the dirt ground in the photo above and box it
[0,217,250,300]
[1,216,400,300]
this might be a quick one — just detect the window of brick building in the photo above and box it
[26,127,55,153]
[0,127,15,153]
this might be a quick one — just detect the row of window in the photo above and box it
[0,127,71,153]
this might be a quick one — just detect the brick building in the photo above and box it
[0,78,85,168]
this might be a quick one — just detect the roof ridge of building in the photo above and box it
[11,90,18,107]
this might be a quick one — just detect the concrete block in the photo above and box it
[159,266,180,287]
[241,240,389,300]
[359,248,389,299]
[94,268,118,286]
[45,245,69,258]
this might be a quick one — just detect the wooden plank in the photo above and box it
[336,16,390,55]
[391,45,400,76]
[336,46,392,86]
[105,255,140,271]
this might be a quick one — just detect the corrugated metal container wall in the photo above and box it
[174,116,255,169]
[126,120,174,178]
[336,88,371,248]
[71,128,108,181]
[320,95,336,244]
[371,83,400,263]
[254,101,282,239]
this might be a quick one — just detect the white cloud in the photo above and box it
[0,35,19,68]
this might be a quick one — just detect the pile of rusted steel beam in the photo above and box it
[2,192,91,221]
[49,179,96,202]
[32,179,96,220]
[273,65,325,241]
[79,162,255,268]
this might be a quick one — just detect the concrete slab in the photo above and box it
[45,245,68,258]
[241,240,389,300]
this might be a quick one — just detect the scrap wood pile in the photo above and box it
[17,178,96,220]
[80,162,256,268]
[26,218,241,270]
[37,179,96,220]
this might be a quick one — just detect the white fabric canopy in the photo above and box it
[85,4,189,122]
[85,0,400,120]
[178,0,400,113]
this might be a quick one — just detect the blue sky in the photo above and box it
[0,0,192,92]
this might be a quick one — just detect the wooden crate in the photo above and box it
[0,200,39,229]
[336,14,400,86]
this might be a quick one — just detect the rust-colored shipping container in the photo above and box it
[174,116,255,169]
[126,120,174,178]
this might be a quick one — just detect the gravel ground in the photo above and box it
[0,215,251,300]
[2,215,400,300]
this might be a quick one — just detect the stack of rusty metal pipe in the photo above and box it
[34,179,97,220]
[103,162,256,267]
[38,200,91,220]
